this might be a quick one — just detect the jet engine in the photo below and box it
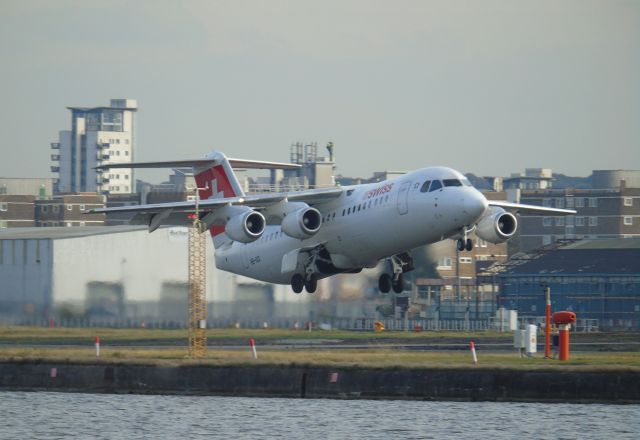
[281,207,322,239]
[225,209,266,243]
[475,208,517,244]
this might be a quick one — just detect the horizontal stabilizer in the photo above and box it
[95,157,300,171]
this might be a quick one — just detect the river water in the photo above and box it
[1,392,638,439]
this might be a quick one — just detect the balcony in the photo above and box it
[50,166,60,173]
[102,177,110,184]
[98,143,110,149]
[50,142,60,149]
[51,154,60,161]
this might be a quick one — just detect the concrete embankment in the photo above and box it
[1,361,638,403]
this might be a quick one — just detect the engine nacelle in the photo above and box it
[225,210,265,243]
[475,208,518,244]
[281,207,322,239]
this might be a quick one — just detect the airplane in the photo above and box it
[89,151,576,294]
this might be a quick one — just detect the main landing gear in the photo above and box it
[378,253,414,294]
[291,273,318,294]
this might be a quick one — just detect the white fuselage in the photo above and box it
[214,166,488,284]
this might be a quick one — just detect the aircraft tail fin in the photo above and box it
[94,150,300,247]
[193,152,245,246]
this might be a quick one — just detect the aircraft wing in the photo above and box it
[488,201,576,215]
[87,187,344,230]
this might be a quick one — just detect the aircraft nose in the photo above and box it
[464,190,488,219]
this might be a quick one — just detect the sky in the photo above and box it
[1,0,638,182]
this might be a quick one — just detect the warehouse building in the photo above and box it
[0,227,308,326]
[496,238,640,330]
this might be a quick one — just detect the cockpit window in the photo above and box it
[429,180,443,192]
[420,180,431,193]
[461,178,472,187]
[443,179,462,187]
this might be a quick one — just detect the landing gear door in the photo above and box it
[281,248,301,274]
[397,181,411,215]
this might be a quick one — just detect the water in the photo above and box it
[1,392,639,440]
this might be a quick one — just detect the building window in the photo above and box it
[67,204,73,211]
[0,202,7,212]
[555,198,564,209]
[575,198,584,208]
[542,199,552,207]
[624,197,633,207]
[566,198,574,208]
[589,216,598,226]
[437,257,452,269]
[459,257,472,264]
[79,204,85,211]
[475,238,488,247]
[543,217,552,227]
[589,198,598,208]
[555,217,564,226]
[624,216,633,226]
[41,205,48,213]
[575,216,585,226]
[125,151,129,156]
[566,216,574,227]
[52,205,59,214]
[542,235,552,245]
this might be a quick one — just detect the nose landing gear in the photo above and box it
[456,226,475,252]
[457,237,473,252]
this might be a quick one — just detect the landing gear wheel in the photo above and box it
[456,238,465,251]
[378,273,392,293]
[392,273,404,294]
[304,274,318,293]
[291,274,304,294]
[465,238,473,251]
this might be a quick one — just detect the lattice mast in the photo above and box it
[188,189,207,357]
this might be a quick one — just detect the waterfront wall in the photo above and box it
[1,362,638,403]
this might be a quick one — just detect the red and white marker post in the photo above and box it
[544,287,551,359]
[249,338,258,359]
[95,336,100,358]
[469,341,478,365]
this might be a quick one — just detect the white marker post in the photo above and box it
[470,341,478,365]
[95,336,100,358]
[249,338,258,359]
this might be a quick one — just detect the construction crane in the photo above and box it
[187,188,207,357]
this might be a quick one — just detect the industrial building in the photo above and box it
[50,98,137,195]
[0,227,309,326]
[495,238,640,330]
[516,173,640,252]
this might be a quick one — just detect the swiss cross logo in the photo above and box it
[195,165,236,200]
[194,164,237,238]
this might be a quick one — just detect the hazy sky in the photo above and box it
[1,0,638,182]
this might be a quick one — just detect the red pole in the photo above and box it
[558,325,570,361]
[545,287,551,359]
